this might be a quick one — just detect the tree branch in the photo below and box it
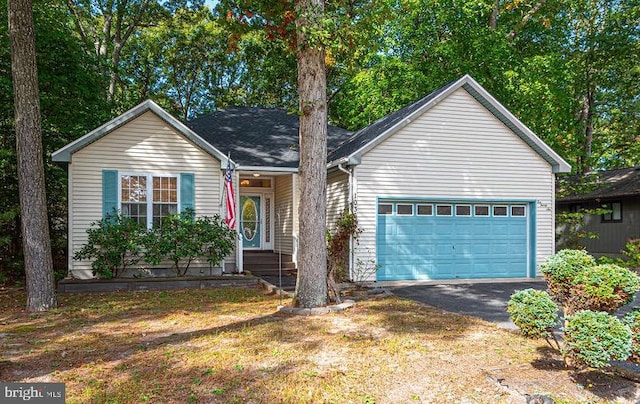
[507,0,547,41]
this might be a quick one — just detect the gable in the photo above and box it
[359,87,552,185]
[73,111,221,170]
[328,75,570,173]
[52,100,229,167]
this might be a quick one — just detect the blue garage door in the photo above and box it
[377,201,529,281]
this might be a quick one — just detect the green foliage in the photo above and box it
[143,210,236,276]
[507,289,559,339]
[624,309,640,362]
[540,249,595,305]
[555,208,610,250]
[570,264,640,314]
[563,310,632,369]
[622,239,640,269]
[73,211,145,279]
[327,209,362,282]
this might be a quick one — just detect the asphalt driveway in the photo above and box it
[388,280,547,330]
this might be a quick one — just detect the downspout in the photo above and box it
[337,163,354,281]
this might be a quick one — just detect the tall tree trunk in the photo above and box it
[8,0,56,311]
[581,89,595,174]
[294,0,328,308]
[489,0,499,30]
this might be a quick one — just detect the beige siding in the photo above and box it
[326,170,349,232]
[274,175,294,255]
[354,88,555,280]
[69,111,226,278]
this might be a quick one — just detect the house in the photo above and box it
[556,167,640,257]
[53,75,571,281]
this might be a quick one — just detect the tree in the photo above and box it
[294,0,329,308]
[7,0,56,310]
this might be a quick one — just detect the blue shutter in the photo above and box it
[180,173,195,213]
[102,170,118,218]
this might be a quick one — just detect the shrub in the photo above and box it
[143,211,236,276]
[73,211,145,278]
[569,264,640,313]
[507,289,559,339]
[563,310,632,369]
[622,238,640,270]
[540,249,595,305]
[624,309,640,362]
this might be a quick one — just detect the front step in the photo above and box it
[243,251,297,276]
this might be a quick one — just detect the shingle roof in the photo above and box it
[557,167,640,202]
[185,107,352,168]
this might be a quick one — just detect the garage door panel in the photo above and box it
[377,200,529,280]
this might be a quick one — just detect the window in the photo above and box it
[397,204,413,215]
[493,205,508,216]
[378,204,392,215]
[121,174,178,228]
[474,205,489,216]
[511,206,526,217]
[601,201,622,222]
[436,204,453,216]
[417,204,433,216]
[240,178,272,188]
[455,205,471,216]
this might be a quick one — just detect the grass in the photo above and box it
[0,286,638,403]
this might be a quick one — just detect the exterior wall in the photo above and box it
[354,87,556,280]
[274,174,295,255]
[69,111,226,278]
[557,198,640,257]
[326,169,349,232]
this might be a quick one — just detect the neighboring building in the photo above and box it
[53,75,570,281]
[556,167,640,258]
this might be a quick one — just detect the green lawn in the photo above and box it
[0,286,636,403]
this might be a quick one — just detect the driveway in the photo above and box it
[388,280,547,330]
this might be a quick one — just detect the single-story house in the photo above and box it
[53,74,571,281]
[556,167,640,257]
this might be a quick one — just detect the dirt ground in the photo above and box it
[1,286,639,403]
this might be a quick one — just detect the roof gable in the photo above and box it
[328,75,571,173]
[52,100,229,166]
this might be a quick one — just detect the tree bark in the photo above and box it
[294,0,328,308]
[8,0,57,311]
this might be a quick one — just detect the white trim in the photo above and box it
[52,100,231,166]
[67,167,73,275]
[237,166,298,173]
[118,172,180,229]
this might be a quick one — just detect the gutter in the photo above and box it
[337,163,355,281]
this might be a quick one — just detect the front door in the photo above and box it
[240,196,261,248]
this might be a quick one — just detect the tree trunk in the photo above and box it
[489,0,499,30]
[8,0,56,311]
[581,89,595,174]
[294,0,328,308]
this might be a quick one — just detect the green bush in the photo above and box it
[622,238,640,269]
[73,211,145,278]
[570,264,640,313]
[624,309,640,362]
[540,249,595,305]
[143,211,236,276]
[507,289,559,339]
[563,310,632,369]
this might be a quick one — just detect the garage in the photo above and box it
[376,200,532,281]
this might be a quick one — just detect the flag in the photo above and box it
[224,157,236,229]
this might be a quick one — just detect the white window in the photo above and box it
[493,205,508,217]
[455,205,471,216]
[602,201,622,222]
[120,174,178,228]
[436,204,453,216]
[474,205,490,216]
[511,206,526,217]
[397,204,413,215]
[417,204,433,216]
[378,204,393,215]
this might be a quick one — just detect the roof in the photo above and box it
[327,74,571,173]
[52,100,230,166]
[185,107,353,169]
[557,167,640,202]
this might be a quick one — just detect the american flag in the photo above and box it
[224,158,236,229]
